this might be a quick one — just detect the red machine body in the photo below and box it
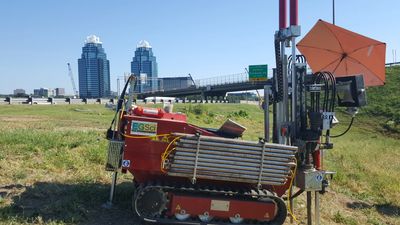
[122,111,217,182]
[117,107,292,225]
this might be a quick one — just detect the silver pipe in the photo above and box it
[168,163,290,178]
[176,146,295,159]
[315,191,320,225]
[168,172,284,186]
[178,141,296,155]
[291,36,297,138]
[168,168,287,182]
[108,172,117,205]
[168,168,289,180]
[179,136,298,151]
[175,148,294,162]
[179,140,296,154]
[280,42,288,145]
[264,85,271,142]
[169,162,290,175]
[172,155,294,170]
[169,167,288,181]
[173,151,293,165]
[174,133,297,151]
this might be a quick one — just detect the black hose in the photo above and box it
[107,76,136,136]
[116,76,134,112]
[282,189,304,200]
[330,116,355,138]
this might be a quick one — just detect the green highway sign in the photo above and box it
[248,64,268,81]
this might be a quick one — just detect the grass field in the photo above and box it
[0,68,399,225]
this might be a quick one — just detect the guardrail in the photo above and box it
[385,62,400,67]
[194,73,249,87]
[0,97,114,105]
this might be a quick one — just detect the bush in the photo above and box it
[192,104,205,115]
[228,110,249,118]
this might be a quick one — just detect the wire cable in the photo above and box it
[330,116,355,138]
[287,158,299,223]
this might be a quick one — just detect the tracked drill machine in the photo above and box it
[104,1,382,224]
[105,77,295,224]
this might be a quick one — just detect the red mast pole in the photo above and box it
[279,0,287,29]
[290,0,298,26]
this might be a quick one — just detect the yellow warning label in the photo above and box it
[175,204,181,211]
[264,212,270,218]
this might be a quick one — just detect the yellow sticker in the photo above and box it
[264,212,270,218]
[175,204,181,211]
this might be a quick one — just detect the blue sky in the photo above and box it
[0,0,398,95]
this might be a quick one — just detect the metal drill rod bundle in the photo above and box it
[165,133,297,186]
[178,140,295,157]
[172,154,295,169]
[174,133,298,150]
[174,149,293,164]
[169,165,289,179]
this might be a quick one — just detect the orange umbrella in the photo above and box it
[297,19,386,86]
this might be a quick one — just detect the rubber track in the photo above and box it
[133,181,287,225]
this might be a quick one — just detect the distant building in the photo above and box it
[13,89,26,96]
[33,88,50,97]
[160,77,193,91]
[55,88,65,97]
[131,40,158,93]
[78,35,111,98]
[109,91,118,97]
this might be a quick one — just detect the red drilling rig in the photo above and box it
[104,1,385,224]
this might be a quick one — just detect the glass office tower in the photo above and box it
[131,40,158,93]
[78,35,110,98]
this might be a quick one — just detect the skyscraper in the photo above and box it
[78,35,110,98]
[131,40,158,92]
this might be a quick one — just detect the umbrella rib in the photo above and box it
[346,56,384,83]
[348,42,385,56]
[331,56,345,73]
[320,57,341,72]
[321,21,345,53]
[296,45,343,55]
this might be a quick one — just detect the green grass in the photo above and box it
[0,67,399,224]
[359,66,400,133]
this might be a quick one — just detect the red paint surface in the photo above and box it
[313,149,321,170]
[168,194,277,221]
[290,0,298,26]
[122,109,291,197]
[122,113,216,183]
[279,0,287,29]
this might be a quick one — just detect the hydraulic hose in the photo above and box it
[330,116,355,138]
